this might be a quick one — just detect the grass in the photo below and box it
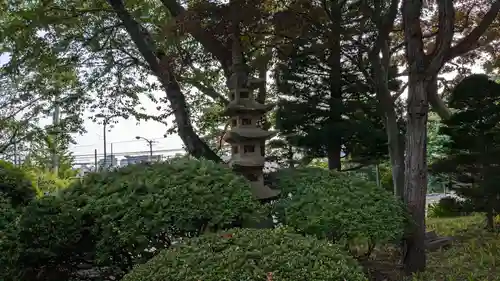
[411,214,500,281]
[365,214,500,281]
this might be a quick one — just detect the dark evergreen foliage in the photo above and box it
[273,3,403,169]
[431,74,500,229]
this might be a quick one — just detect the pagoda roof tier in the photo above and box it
[224,128,276,143]
[229,155,266,168]
[250,183,281,200]
[222,100,274,116]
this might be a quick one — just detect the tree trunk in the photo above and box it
[160,66,223,163]
[326,1,342,171]
[327,139,342,171]
[386,110,405,198]
[369,51,405,197]
[399,0,500,275]
[403,79,429,275]
[486,208,494,230]
[401,0,434,273]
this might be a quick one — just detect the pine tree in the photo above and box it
[432,74,500,230]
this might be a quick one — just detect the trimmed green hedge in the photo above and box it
[274,167,406,251]
[9,158,264,280]
[122,228,368,281]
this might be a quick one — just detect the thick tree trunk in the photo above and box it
[398,0,500,275]
[327,139,342,171]
[403,79,429,274]
[401,0,433,274]
[369,50,405,197]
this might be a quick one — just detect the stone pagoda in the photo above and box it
[223,31,280,201]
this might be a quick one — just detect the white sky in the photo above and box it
[70,113,184,156]
[0,53,184,161]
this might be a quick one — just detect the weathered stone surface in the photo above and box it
[425,236,454,251]
[425,230,438,240]
[225,32,280,201]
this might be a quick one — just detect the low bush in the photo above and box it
[427,196,471,218]
[274,167,406,256]
[13,196,94,281]
[27,170,75,195]
[0,194,23,281]
[8,158,264,280]
[122,228,368,281]
[0,160,36,207]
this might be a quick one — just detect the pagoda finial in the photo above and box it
[230,19,247,77]
[231,25,243,67]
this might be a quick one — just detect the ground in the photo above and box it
[365,214,499,281]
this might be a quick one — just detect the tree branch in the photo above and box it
[390,31,439,54]
[426,0,500,120]
[183,77,229,105]
[392,82,408,101]
[370,0,399,56]
[446,0,500,60]
[159,0,232,76]
[426,0,455,77]
[106,0,222,163]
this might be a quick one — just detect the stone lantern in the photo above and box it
[223,35,280,201]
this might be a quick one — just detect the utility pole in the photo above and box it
[94,149,98,172]
[101,115,118,168]
[103,121,107,163]
[110,143,114,168]
[149,142,152,160]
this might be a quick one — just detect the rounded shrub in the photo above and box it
[274,167,406,252]
[0,160,36,207]
[12,196,94,281]
[122,228,368,281]
[12,158,264,280]
[427,196,470,218]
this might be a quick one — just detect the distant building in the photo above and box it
[120,155,162,166]
[98,155,118,169]
[77,165,93,176]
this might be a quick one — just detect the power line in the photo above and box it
[70,137,169,149]
[72,148,185,158]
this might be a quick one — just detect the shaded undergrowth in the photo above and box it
[364,214,500,281]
